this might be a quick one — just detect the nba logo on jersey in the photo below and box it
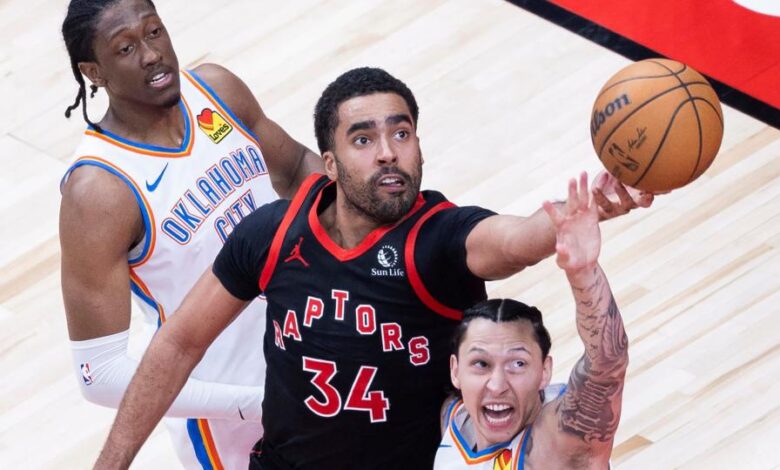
[80,363,94,385]
[196,108,233,144]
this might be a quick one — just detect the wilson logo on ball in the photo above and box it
[590,93,631,138]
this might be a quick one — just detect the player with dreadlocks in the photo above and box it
[59,0,321,467]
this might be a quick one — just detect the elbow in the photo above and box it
[78,381,124,409]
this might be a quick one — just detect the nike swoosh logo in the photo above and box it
[146,163,169,192]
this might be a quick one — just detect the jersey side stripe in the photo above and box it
[404,201,462,320]
[129,269,166,326]
[63,157,156,267]
[183,70,261,147]
[259,173,323,291]
[186,418,225,470]
[82,97,194,157]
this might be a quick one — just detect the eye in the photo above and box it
[512,360,526,369]
[118,43,134,55]
[395,129,409,140]
[471,359,488,369]
[148,26,162,38]
[353,136,370,146]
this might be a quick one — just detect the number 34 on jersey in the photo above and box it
[303,357,390,423]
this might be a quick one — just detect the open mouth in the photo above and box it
[482,403,515,426]
[377,175,407,191]
[147,71,173,88]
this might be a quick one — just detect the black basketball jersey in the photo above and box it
[214,174,494,469]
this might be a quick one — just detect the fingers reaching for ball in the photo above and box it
[592,171,655,221]
[544,173,601,272]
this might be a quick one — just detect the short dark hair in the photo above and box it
[313,67,419,154]
[452,299,552,359]
[61,0,157,131]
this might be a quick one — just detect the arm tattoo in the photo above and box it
[559,267,629,444]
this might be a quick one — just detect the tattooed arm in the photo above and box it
[540,172,628,463]
[560,266,628,447]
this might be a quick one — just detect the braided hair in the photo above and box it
[61,0,156,131]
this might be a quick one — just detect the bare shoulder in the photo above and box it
[191,63,258,123]
[191,63,240,91]
[60,166,143,245]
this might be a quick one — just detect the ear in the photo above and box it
[540,355,553,391]
[78,62,105,87]
[449,354,460,390]
[323,150,338,182]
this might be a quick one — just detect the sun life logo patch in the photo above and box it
[196,108,233,143]
[372,245,404,277]
[377,245,398,268]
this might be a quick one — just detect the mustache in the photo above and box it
[370,167,413,185]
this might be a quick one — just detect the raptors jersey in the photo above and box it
[63,70,276,470]
[434,385,567,470]
[223,174,492,469]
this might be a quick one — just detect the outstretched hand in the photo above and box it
[542,172,601,273]
[592,171,654,221]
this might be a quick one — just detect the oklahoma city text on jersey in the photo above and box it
[160,144,267,245]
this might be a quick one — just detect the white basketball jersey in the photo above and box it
[64,70,277,470]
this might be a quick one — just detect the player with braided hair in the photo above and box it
[59,0,321,467]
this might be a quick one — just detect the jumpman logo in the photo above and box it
[284,236,309,267]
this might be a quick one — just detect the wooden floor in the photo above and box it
[1,0,778,468]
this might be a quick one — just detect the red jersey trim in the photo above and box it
[404,201,463,321]
[259,173,324,291]
[308,184,426,262]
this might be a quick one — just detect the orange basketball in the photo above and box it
[590,59,724,192]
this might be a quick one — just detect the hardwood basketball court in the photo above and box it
[0,1,777,468]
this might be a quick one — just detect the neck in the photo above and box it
[100,97,184,146]
[319,186,385,249]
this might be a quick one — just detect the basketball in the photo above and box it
[590,58,724,192]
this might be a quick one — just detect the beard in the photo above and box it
[335,155,422,225]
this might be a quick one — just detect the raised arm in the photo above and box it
[542,172,628,463]
[94,268,248,469]
[60,168,262,421]
[192,63,322,198]
[465,171,653,280]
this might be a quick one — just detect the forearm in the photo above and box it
[560,263,628,443]
[95,329,206,468]
[71,330,262,420]
[567,263,628,368]
[467,205,560,280]
[513,204,559,264]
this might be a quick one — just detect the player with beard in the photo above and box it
[59,0,320,468]
[94,67,652,469]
